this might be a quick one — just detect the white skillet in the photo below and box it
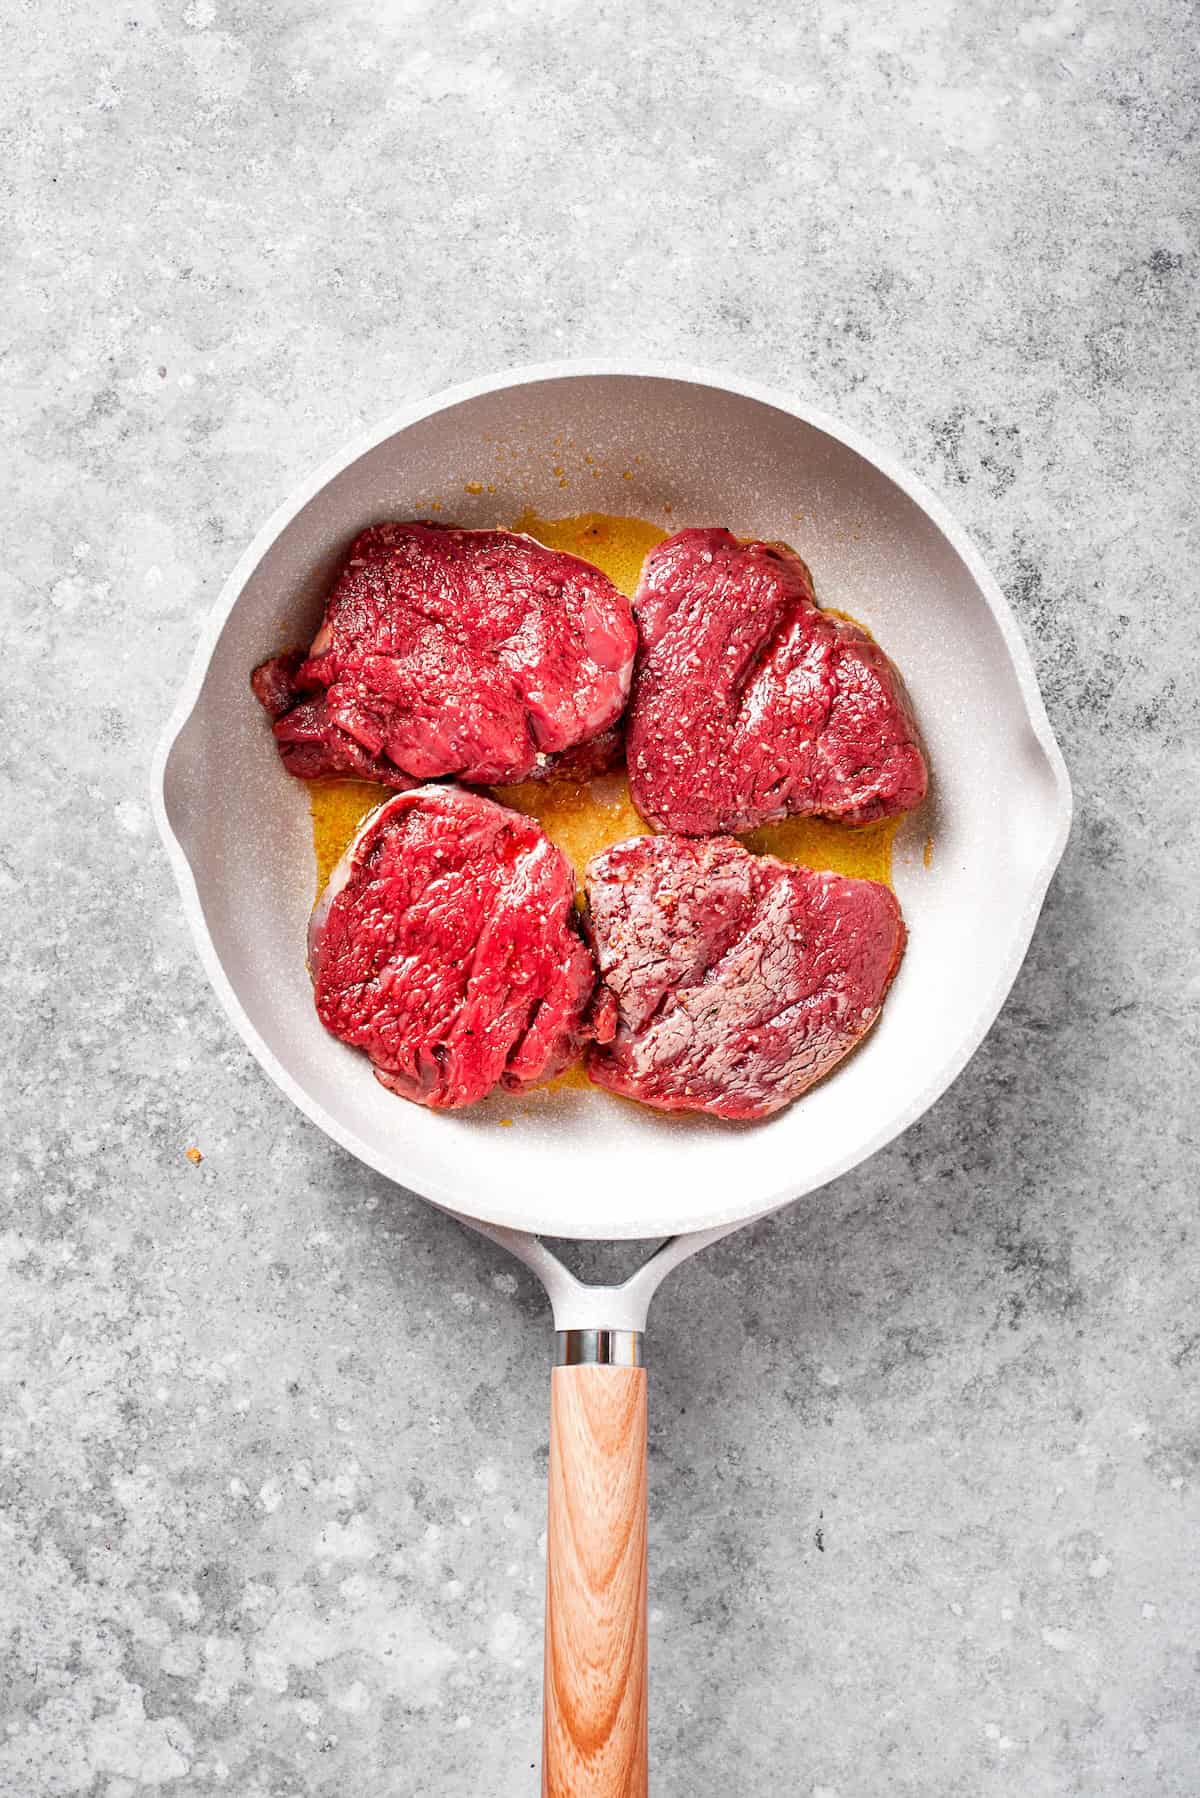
[152,362,1071,1795]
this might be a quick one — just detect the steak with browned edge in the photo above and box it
[584,833,905,1118]
[310,786,608,1109]
[253,522,637,788]
[626,528,927,834]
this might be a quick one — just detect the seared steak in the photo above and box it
[584,833,905,1118]
[626,528,927,834]
[253,522,637,787]
[310,786,607,1109]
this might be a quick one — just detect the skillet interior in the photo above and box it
[157,369,1070,1239]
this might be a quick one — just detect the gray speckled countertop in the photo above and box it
[4,2,1198,1793]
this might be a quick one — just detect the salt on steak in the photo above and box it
[583,834,905,1119]
[626,528,928,834]
[252,522,637,787]
[309,786,609,1109]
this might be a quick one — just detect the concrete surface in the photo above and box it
[3,1,1198,1793]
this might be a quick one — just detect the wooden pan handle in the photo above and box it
[543,1358,648,1796]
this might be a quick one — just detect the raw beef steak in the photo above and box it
[310,786,607,1109]
[584,833,905,1119]
[253,522,637,787]
[626,528,927,834]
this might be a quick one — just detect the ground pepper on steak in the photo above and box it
[583,833,906,1118]
[626,527,928,834]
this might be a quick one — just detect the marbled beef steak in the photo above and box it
[253,522,637,787]
[584,833,905,1119]
[309,786,608,1110]
[626,528,927,834]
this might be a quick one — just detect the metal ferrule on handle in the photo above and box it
[555,1328,644,1366]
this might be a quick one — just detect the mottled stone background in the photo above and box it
[3,0,1198,1793]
